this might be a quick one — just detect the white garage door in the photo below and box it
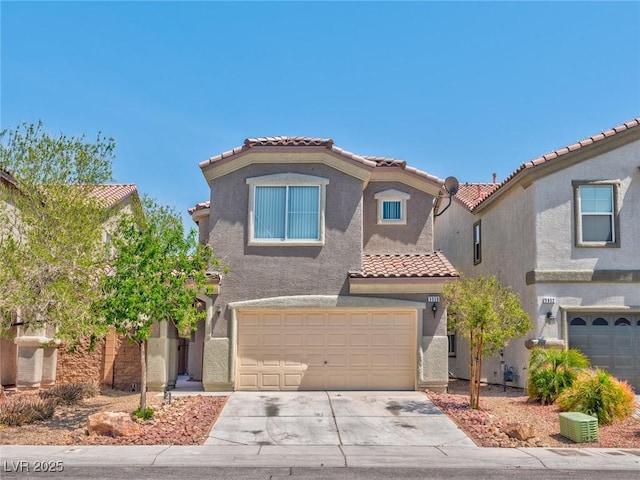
[568,313,640,391]
[236,310,416,391]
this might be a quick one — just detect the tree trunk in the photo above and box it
[139,340,147,411]
[469,329,476,408]
[474,335,484,409]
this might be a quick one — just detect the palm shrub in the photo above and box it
[557,368,636,425]
[527,348,590,404]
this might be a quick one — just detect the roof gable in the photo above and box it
[463,118,640,212]
[200,136,444,194]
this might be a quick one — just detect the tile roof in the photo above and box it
[350,252,458,279]
[466,117,640,211]
[188,200,210,215]
[199,137,443,185]
[363,156,407,169]
[87,184,138,208]
[244,137,333,147]
[454,183,500,210]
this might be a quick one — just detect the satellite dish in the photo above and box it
[444,176,459,196]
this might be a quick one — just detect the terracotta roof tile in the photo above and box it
[87,184,138,208]
[244,136,333,147]
[363,156,408,168]
[463,117,640,211]
[350,252,458,279]
[454,183,500,210]
[188,200,210,215]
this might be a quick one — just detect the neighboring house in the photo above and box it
[435,118,640,391]
[0,181,143,391]
[181,137,459,392]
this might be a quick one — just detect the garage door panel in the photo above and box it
[307,353,325,367]
[349,333,369,346]
[263,334,281,347]
[284,354,303,367]
[327,333,346,347]
[239,374,259,389]
[350,313,368,326]
[328,314,347,326]
[307,314,324,326]
[262,354,280,367]
[284,374,303,388]
[263,314,282,326]
[261,374,280,388]
[371,333,391,346]
[284,314,303,326]
[284,334,303,346]
[306,334,324,346]
[569,313,639,392]
[237,309,416,391]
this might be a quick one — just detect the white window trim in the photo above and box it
[573,180,620,248]
[246,173,329,246]
[374,189,410,225]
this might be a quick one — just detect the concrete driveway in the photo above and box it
[205,391,474,447]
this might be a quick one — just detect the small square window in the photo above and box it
[573,181,620,248]
[374,189,410,225]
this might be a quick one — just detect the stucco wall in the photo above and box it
[363,182,435,253]
[534,138,640,271]
[208,159,364,337]
[435,185,537,386]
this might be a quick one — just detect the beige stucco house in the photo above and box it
[435,118,640,392]
[178,137,459,392]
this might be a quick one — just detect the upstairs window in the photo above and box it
[473,220,481,265]
[246,173,328,246]
[374,189,410,225]
[573,181,619,248]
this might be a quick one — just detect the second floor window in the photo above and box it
[374,189,410,225]
[473,220,481,264]
[573,181,619,247]
[246,173,329,246]
[254,185,319,240]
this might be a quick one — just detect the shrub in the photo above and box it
[134,406,154,420]
[527,348,590,405]
[0,395,57,426]
[39,381,98,405]
[557,368,636,425]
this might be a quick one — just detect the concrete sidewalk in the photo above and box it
[2,391,639,471]
[1,444,640,470]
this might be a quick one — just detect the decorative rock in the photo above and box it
[503,422,535,441]
[87,412,141,437]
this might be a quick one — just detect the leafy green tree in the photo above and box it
[0,122,115,343]
[99,198,221,410]
[442,275,531,409]
[527,347,590,405]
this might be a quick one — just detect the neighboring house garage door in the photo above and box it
[236,310,416,391]
[568,313,640,391]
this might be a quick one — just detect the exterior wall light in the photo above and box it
[435,176,460,217]
[431,302,438,318]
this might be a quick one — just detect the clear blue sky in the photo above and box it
[2,1,639,226]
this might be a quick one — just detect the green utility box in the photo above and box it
[559,412,599,443]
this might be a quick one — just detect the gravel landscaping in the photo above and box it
[1,381,638,448]
[428,379,640,448]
